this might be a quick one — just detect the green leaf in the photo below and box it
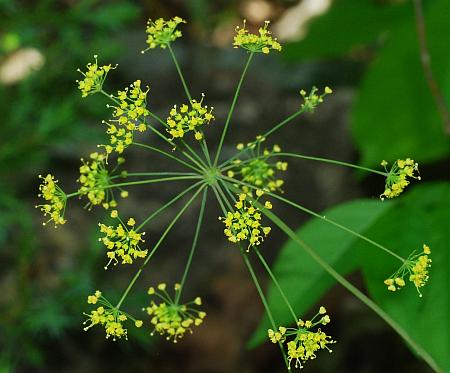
[283,0,408,60]
[351,0,450,167]
[249,198,393,347]
[359,182,450,371]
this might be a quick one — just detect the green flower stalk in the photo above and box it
[36,17,435,372]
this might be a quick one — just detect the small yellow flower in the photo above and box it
[83,291,140,341]
[76,55,116,97]
[268,306,335,370]
[145,283,206,343]
[227,139,287,193]
[219,193,271,251]
[142,17,186,51]
[78,152,124,209]
[233,20,282,54]
[98,213,147,269]
[166,94,214,140]
[36,174,67,227]
[380,158,420,200]
[384,244,432,297]
[300,86,332,113]
[101,80,150,155]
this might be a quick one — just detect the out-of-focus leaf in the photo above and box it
[351,0,450,166]
[359,182,450,372]
[283,0,408,60]
[249,198,393,347]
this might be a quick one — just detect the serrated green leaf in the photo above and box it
[249,198,393,347]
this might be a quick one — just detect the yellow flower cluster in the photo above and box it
[98,213,147,269]
[219,193,272,251]
[145,283,206,343]
[36,174,67,227]
[228,139,287,193]
[143,17,186,51]
[380,158,420,200]
[78,152,125,209]
[233,20,282,54]
[384,244,432,297]
[83,290,143,341]
[268,306,335,370]
[166,95,214,141]
[77,55,116,97]
[300,86,332,113]
[102,80,149,155]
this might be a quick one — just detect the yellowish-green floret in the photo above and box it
[142,17,186,51]
[300,86,332,113]
[98,213,147,269]
[380,158,420,200]
[268,306,335,370]
[83,290,143,341]
[166,94,214,140]
[384,244,432,297]
[219,193,272,251]
[227,136,287,193]
[145,283,206,343]
[233,20,282,54]
[77,55,116,97]
[77,152,125,210]
[101,80,150,155]
[36,174,67,227]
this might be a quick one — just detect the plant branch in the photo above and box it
[214,52,254,165]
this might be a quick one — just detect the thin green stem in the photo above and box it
[175,188,208,304]
[253,247,297,324]
[261,109,304,140]
[100,89,119,105]
[261,208,442,373]
[145,124,208,172]
[273,153,387,176]
[214,52,254,166]
[241,249,290,371]
[132,142,203,173]
[180,138,210,171]
[222,176,405,263]
[200,138,213,167]
[217,108,309,170]
[136,181,204,231]
[116,185,205,309]
[112,171,198,179]
[167,43,192,102]
[66,176,200,199]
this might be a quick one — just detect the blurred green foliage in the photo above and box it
[284,0,450,167]
[0,0,139,369]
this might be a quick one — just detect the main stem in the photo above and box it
[214,52,254,166]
